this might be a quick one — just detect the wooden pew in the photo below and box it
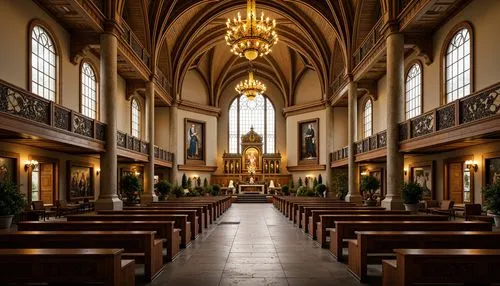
[149,203,212,226]
[67,214,191,248]
[289,201,354,221]
[17,221,181,261]
[126,206,205,233]
[382,249,500,286]
[317,214,448,248]
[0,231,163,281]
[0,248,135,286]
[307,208,393,237]
[154,200,219,220]
[294,203,361,226]
[348,231,500,282]
[331,220,492,261]
[98,209,199,240]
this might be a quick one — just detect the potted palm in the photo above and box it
[483,181,500,227]
[155,180,171,201]
[402,181,423,212]
[360,175,380,206]
[0,181,27,228]
[121,174,142,205]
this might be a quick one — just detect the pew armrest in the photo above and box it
[120,259,136,286]
[382,260,398,286]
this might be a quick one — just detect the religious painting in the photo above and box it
[485,157,500,185]
[410,161,434,200]
[298,118,319,165]
[67,161,94,201]
[244,147,260,173]
[369,169,384,197]
[184,119,206,165]
[0,156,17,183]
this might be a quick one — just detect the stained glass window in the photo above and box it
[31,25,57,101]
[445,28,471,103]
[228,94,275,153]
[405,64,422,119]
[131,99,140,138]
[81,62,97,119]
[363,99,372,138]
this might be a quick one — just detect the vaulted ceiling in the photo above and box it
[119,0,385,106]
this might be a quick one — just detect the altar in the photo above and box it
[239,184,265,194]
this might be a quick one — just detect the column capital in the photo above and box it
[382,20,401,38]
[103,20,124,38]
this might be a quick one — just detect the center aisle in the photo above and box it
[149,204,366,286]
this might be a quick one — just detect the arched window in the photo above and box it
[405,63,422,119]
[80,62,98,119]
[445,27,471,103]
[363,99,373,138]
[228,94,275,153]
[31,24,57,101]
[131,99,141,138]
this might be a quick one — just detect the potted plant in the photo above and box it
[155,180,171,201]
[121,174,142,205]
[401,181,423,212]
[181,173,188,189]
[0,181,26,228]
[315,183,327,198]
[331,171,348,200]
[172,184,185,198]
[281,185,290,196]
[211,184,221,196]
[483,181,500,227]
[360,175,380,206]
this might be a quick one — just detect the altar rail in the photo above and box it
[331,82,500,162]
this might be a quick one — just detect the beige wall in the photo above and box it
[217,76,287,174]
[154,107,171,149]
[181,70,209,105]
[332,107,348,150]
[0,141,101,202]
[295,69,323,105]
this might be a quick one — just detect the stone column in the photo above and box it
[141,81,158,204]
[169,104,179,184]
[381,30,405,210]
[95,25,122,210]
[345,80,361,203]
[325,104,334,197]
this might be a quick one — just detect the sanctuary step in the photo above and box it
[235,194,269,203]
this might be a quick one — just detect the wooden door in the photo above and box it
[40,163,54,205]
[448,162,463,204]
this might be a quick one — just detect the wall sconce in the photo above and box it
[404,169,408,176]
[465,160,478,172]
[360,171,369,176]
[24,160,38,172]
[96,168,101,176]
[135,171,141,176]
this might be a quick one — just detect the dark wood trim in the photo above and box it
[297,118,320,165]
[0,150,21,187]
[404,59,424,120]
[117,148,148,162]
[27,155,59,205]
[27,19,63,105]
[177,165,217,172]
[331,158,348,168]
[184,118,206,166]
[287,164,327,172]
[409,160,435,200]
[443,155,474,203]
[440,21,475,105]
[355,148,387,163]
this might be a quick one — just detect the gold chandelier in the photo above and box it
[235,70,266,100]
[225,0,278,61]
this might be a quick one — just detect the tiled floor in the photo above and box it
[149,204,368,286]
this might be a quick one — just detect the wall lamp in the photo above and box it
[404,169,408,176]
[24,160,39,172]
[360,171,369,176]
[465,160,478,172]
[96,168,101,176]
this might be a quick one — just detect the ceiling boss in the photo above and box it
[225,0,278,61]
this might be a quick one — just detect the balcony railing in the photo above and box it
[121,21,151,68]
[330,71,348,97]
[89,0,104,14]
[331,82,500,163]
[155,67,171,93]
[352,18,384,69]
[0,79,105,142]
[400,82,500,141]
[117,131,149,154]
[154,146,174,162]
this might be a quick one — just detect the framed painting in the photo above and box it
[485,156,500,185]
[67,161,94,201]
[369,169,384,197]
[0,152,18,184]
[409,161,434,200]
[298,118,319,165]
[184,118,206,165]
